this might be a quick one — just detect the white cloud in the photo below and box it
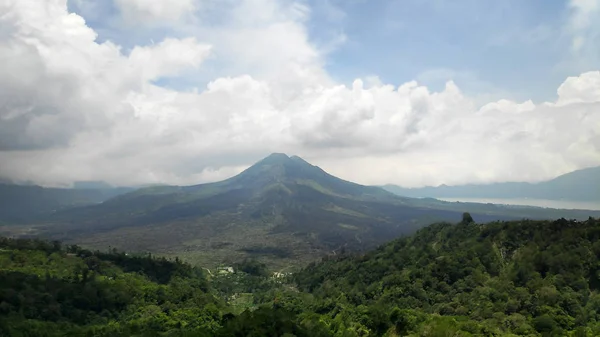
[0,0,211,152]
[0,0,599,189]
[416,68,518,106]
[556,71,600,105]
[128,38,212,81]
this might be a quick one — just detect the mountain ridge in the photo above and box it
[383,165,600,202]
[0,183,133,223]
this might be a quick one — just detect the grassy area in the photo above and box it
[323,205,368,218]
[229,293,255,315]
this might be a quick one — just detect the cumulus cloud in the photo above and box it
[0,0,599,188]
[0,0,211,152]
[556,71,600,104]
[128,38,212,81]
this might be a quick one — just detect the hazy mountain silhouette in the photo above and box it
[383,166,600,202]
[0,183,132,223]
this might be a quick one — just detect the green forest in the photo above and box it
[2,216,600,336]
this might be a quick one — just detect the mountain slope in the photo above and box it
[0,183,132,223]
[294,217,600,335]
[30,154,471,267]
[12,154,600,268]
[383,165,600,202]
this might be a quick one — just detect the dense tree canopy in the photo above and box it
[2,218,600,336]
[294,217,600,336]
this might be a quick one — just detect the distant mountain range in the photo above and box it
[0,183,132,223]
[2,154,599,268]
[383,166,600,202]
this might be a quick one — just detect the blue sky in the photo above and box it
[314,0,570,102]
[69,0,593,103]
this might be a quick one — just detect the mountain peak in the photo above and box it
[230,153,299,186]
[255,153,314,169]
[260,153,291,164]
[223,153,333,193]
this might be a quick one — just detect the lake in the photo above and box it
[438,197,600,211]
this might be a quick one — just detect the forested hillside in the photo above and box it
[0,237,225,336]
[0,237,325,336]
[295,216,600,336]
[3,217,600,336]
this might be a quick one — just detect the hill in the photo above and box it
[383,165,600,202]
[7,154,600,269]
[0,183,132,223]
[0,236,242,336]
[293,216,600,336]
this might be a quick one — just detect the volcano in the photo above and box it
[25,153,597,268]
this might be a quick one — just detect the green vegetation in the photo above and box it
[0,237,327,336]
[3,217,600,336]
[0,237,224,336]
[294,216,600,336]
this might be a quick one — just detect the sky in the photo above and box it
[0,0,599,188]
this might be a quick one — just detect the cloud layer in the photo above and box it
[0,0,599,188]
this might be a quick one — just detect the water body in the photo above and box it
[438,198,600,211]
